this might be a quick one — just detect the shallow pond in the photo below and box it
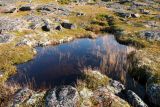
[8,34,133,89]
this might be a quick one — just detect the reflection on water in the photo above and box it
[8,35,134,89]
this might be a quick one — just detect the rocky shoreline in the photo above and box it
[8,70,148,107]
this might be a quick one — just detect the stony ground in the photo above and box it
[0,0,159,107]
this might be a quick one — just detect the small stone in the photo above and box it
[140,9,150,14]
[0,71,4,77]
[19,5,33,11]
[61,22,77,29]
[55,25,63,31]
[42,24,50,31]
[131,13,140,18]
[76,12,85,16]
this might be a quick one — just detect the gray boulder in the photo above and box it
[45,86,79,107]
[23,15,44,29]
[0,34,13,43]
[127,90,148,107]
[147,84,160,107]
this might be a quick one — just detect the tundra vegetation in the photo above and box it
[0,0,159,106]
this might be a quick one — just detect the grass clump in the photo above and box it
[58,0,72,4]
[86,14,124,34]
[0,44,35,82]
[128,47,160,85]
[78,69,109,90]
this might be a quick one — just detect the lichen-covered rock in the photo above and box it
[140,30,160,41]
[45,86,79,107]
[127,90,148,107]
[0,18,26,31]
[12,88,34,106]
[107,80,125,94]
[26,91,46,106]
[36,4,71,16]
[0,34,13,43]
[147,84,160,107]
[79,87,93,107]
[80,88,93,99]
[16,38,36,47]
[93,87,130,107]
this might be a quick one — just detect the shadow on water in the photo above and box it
[8,34,135,90]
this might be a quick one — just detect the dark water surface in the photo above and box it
[8,35,133,89]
